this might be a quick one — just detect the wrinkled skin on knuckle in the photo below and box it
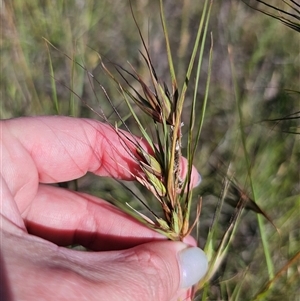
[122,246,177,301]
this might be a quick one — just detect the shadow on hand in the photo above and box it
[25,199,165,252]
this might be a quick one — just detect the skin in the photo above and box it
[0,116,200,301]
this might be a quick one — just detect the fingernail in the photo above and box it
[195,172,202,187]
[178,247,208,288]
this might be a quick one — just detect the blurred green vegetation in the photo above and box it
[1,0,299,300]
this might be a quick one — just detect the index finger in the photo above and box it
[4,116,200,185]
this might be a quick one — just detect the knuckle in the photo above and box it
[123,246,176,301]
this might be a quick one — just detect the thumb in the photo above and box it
[101,241,208,301]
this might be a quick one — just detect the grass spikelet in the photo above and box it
[88,0,214,242]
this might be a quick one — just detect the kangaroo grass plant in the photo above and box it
[242,0,300,32]
[46,0,213,243]
[91,0,214,242]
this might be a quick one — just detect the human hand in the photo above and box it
[0,116,208,301]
